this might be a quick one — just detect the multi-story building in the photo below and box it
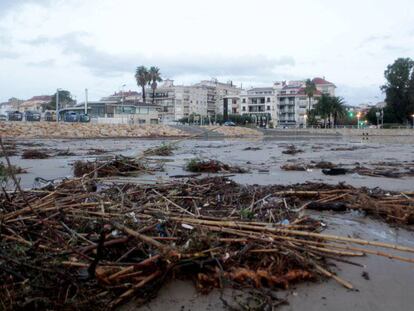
[277,77,336,127]
[240,87,277,126]
[150,79,209,123]
[194,79,241,117]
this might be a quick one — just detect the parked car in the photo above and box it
[25,110,41,121]
[44,111,56,122]
[0,114,7,121]
[7,111,23,121]
[63,111,79,122]
[223,121,236,126]
[79,113,90,123]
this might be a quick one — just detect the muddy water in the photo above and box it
[3,136,414,310]
[6,136,414,191]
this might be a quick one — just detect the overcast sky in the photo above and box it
[1,0,413,105]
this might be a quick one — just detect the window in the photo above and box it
[260,98,265,104]
[267,106,270,110]
[242,106,246,111]
[242,98,246,103]
[267,97,270,102]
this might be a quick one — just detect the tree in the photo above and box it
[46,90,74,111]
[313,94,346,127]
[331,96,346,127]
[304,79,317,112]
[381,58,414,123]
[148,66,162,104]
[314,93,332,127]
[135,66,150,104]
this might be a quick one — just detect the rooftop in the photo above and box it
[312,77,336,86]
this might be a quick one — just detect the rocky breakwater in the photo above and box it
[203,125,263,137]
[0,122,189,138]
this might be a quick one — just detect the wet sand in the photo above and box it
[3,135,414,310]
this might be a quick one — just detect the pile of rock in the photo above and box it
[204,125,262,137]
[0,122,188,138]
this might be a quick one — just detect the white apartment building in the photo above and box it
[150,77,335,126]
[151,79,240,123]
[151,80,208,123]
[194,79,241,117]
[277,77,336,127]
[240,87,278,126]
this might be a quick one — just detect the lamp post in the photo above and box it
[304,114,307,129]
[375,111,380,128]
[412,114,414,129]
[356,112,361,129]
[56,88,62,122]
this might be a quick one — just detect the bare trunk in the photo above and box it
[141,86,146,104]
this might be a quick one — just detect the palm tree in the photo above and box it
[148,66,162,104]
[314,93,332,128]
[331,96,346,127]
[304,79,317,112]
[135,66,150,104]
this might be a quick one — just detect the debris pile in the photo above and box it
[282,145,303,155]
[73,156,162,178]
[143,143,175,156]
[86,148,108,155]
[281,161,335,172]
[0,141,17,157]
[1,176,414,310]
[185,159,247,173]
[21,149,50,159]
[55,149,76,156]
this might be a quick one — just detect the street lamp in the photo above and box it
[304,114,307,129]
[356,112,361,129]
[121,84,126,113]
[375,111,380,128]
[56,88,62,122]
[412,114,414,129]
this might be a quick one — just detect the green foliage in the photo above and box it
[240,208,255,220]
[135,66,150,103]
[313,94,346,126]
[185,158,202,172]
[381,58,414,123]
[149,66,162,104]
[178,113,255,125]
[304,79,317,111]
[47,90,74,111]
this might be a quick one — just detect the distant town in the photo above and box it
[0,76,386,128]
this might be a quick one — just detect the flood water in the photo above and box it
[6,135,414,191]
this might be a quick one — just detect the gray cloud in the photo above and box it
[27,59,56,67]
[336,84,383,106]
[383,44,409,53]
[0,0,52,15]
[27,32,296,79]
[0,50,19,59]
[358,34,391,49]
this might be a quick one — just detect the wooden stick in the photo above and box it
[174,217,414,253]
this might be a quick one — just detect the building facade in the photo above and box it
[240,87,277,126]
[194,79,242,117]
[277,77,336,127]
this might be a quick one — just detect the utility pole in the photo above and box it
[56,89,60,122]
[85,88,88,115]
